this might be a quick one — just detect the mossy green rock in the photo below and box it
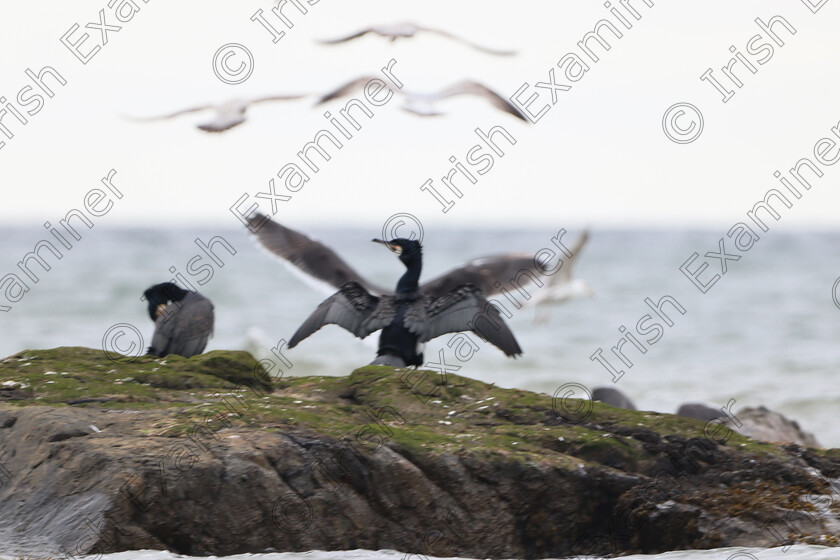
[0,347,271,403]
[0,347,839,558]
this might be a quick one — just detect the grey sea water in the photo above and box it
[1,225,839,560]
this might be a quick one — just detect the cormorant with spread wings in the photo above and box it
[245,213,591,312]
[288,238,522,367]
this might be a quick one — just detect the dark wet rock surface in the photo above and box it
[0,347,839,558]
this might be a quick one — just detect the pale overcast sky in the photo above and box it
[1,0,839,229]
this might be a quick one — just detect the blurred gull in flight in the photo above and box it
[318,77,528,121]
[128,94,305,133]
[319,22,516,56]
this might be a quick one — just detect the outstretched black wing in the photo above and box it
[247,213,389,295]
[288,282,398,348]
[420,256,507,298]
[404,284,522,357]
[420,230,590,298]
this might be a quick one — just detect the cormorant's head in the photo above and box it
[372,238,422,266]
[143,282,189,321]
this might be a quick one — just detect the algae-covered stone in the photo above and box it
[0,347,272,406]
[0,347,838,559]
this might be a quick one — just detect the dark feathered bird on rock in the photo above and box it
[288,238,522,367]
[143,282,214,358]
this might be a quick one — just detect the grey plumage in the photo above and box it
[370,355,408,367]
[317,76,383,105]
[128,94,305,133]
[319,22,516,56]
[247,215,388,295]
[422,231,589,299]
[150,292,214,358]
[316,77,528,121]
[288,281,522,357]
[289,283,393,345]
[246,213,590,305]
[402,284,521,354]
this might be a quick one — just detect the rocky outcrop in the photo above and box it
[676,403,722,422]
[675,403,821,448]
[587,387,820,448]
[0,347,839,559]
[593,386,636,410]
[724,406,821,449]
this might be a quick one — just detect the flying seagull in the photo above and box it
[143,282,214,358]
[128,94,305,133]
[424,236,593,323]
[288,238,522,367]
[317,77,528,121]
[245,213,591,317]
[319,22,516,56]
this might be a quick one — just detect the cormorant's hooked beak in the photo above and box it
[372,238,401,254]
